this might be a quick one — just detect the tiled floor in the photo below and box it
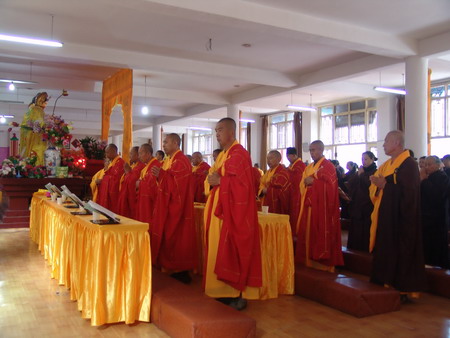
[0,228,449,337]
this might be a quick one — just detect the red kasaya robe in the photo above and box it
[136,158,161,228]
[288,158,306,235]
[117,161,145,218]
[261,164,291,214]
[152,150,197,271]
[252,167,262,197]
[295,157,343,268]
[97,156,125,214]
[192,161,211,203]
[204,141,262,292]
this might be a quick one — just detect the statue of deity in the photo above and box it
[19,92,49,165]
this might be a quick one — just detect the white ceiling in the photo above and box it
[0,0,449,136]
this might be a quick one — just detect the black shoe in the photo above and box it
[229,297,247,311]
[400,294,412,304]
[170,271,192,284]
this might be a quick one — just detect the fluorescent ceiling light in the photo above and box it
[286,105,317,112]
[188,126,212,131]
[141,106,149,115]
[0,79,37,85]
[2,115,14,118]
[374,86,406,95]
[240,119,255,123]
[8,82,15,91]
[0,34,63,47]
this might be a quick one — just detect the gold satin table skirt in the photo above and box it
[29,193,152,326]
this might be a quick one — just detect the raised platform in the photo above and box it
[0,177,90,228]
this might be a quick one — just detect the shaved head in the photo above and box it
[267,150,282,169]
[129,146,140,163]
[383,130,405,157]
[216,118,236,149]
[140,143,153,154]
[309,140,325,162]
[192,151,203,166]
[167,133,181,146]
[105,143,119,160]
[138,143,153,163]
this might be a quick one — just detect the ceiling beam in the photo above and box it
[0,43,297,88]
[419,29,450,58]
[142,0,417,58]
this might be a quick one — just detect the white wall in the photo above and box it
[301,110,319,162]
[376,95,397,163]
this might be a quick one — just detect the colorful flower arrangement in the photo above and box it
[20,114,72,148]
[60,149,87,176]
[80,136,107,160]
[0,155,49,178]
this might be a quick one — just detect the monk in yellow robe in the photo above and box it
[19,92,49,165]
[204,118,262,310]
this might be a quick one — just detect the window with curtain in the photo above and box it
[319,99,377,166]
[268,112,294,166]
[430,83,450,157]
[191,130,213,163]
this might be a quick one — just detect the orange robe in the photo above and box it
[259,164,291,214]
[117,161,145,218]
[90,168,105,203]
[288,158,306,235]
[97,156,125,214]
[204,141,262,296]
[192,161,211,203]
[295,157,343,271]
[152,150,197,271]
[136,158,161,228]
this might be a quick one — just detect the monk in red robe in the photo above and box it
[117,146,144,218]
[96,144,125,214]
[252,166,262,196]
[204,118,262,310]
[296,140,343,272]
[286,147,306,236]
[151,133,197,284]
[258,150,291,214]
[191,151,210,203]
[136,143,161,228]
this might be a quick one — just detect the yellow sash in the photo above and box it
[258,165,278,196]
[369,150,411,252]
[296,157,325,233]
[288,157,303,170]
[140,158,157,180]
[90,169,105,202]
[119,162,137,191]
[204,141,237,197]
[162,150,181,170]
[192,161,203,173]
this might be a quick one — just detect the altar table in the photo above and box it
[194,203,294,300]
[29,193,151,326]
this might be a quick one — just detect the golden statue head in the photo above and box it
[31,92,49,108]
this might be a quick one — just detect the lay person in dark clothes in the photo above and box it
[421,156,450,269]
[369,131,426,303]
[347,151,378,252]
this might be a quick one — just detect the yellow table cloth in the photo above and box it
[194,204,294,300]
[30,192,152,326]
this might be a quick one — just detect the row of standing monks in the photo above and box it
[92,121,426,308]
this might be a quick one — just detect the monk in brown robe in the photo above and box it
[286,147,306,235]
[191,152,210,203]
[151,134,197,284]
[296,140,343,272]
[117,146,145,218]
[96,144,125,214]
[258,150,291,214]
[369,131,426,302]
[136,144,161,228]
[204,118,262,310]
